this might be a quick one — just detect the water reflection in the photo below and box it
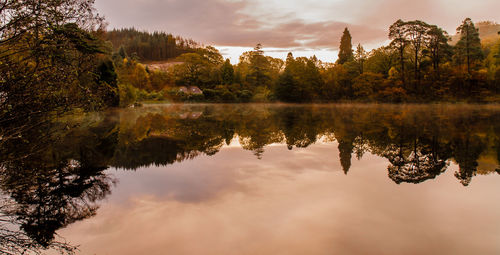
[0,114,118,253]
[106,104,499,184]
[0,104,499,253]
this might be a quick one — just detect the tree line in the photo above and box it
[113,18,500,104]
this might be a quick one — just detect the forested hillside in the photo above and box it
[105,28,201,61]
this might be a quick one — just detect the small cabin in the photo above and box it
[188,86,203,94]
[178,86,203,95]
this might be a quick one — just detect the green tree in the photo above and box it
[221,59,235,85]
[454,18,484,75]
[198,46,224,66]
[337,28,354,64]
[364,46,397,77]
[354,43,367,74]
[426,25,452,77]
[105,28,201,61]
[276,69,300,102]
[389,19,408,86]
[0,0,117,139]
[118,46,128,59]
[96,59,120,107]
[246,44,271,88]
[175,53,211,87]
[403,20,432,89]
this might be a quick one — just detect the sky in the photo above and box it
[95,0,500,63]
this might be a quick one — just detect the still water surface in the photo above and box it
[2,104,500,254]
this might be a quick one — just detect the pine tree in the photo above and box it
[221,59,234,85]
[426,25,451,77]
[389,19,408,85]
[454,18,484,75]
[286,52,294,65]
[354,44,367,74]
[337,28,354,65]
[247,43,270,87]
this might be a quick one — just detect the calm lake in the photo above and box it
[2,104,500,254]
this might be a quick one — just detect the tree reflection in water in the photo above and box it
[385,140,449,184]
[0,104,499,253]
[0,114,118,254]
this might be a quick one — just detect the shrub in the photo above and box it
[118,83,137,107]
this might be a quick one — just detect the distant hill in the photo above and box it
[105,28,202,62]
[450,21,500,45]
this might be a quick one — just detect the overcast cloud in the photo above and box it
[95,0,500,61]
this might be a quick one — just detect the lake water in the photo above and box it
[1,104,500,254]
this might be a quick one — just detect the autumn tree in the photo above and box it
[171,46,224,89]
[0,0,118,143]
[352,72,385,100]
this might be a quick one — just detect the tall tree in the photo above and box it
[221,59,234,85]
[426,25,451,78]
[403,20,432,89]
[354,43,367,74]
[389,20,408,86]
[454,18,484,75]
[175,53,211,87]
[275,54,323,102]
[337,28,354,65]
[364,46,397,77]
[246,43,271,88]
[276,68,299,102]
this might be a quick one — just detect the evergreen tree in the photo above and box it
[354,44,367,74]
[454,18,484,75]
[337,28,354,64]
[275,69,298,102]
[286,52,294,65]
[338,139,354,174]
[389,19,408,86]
[118,46,128,59]
[426,25,451,77]
[96,59,120,107]
[221,59,234,85]
[105,28,201,61]
[403,20,432,89]
[246,44,271,88]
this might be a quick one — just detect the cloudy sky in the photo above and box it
[95,0,500,63]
